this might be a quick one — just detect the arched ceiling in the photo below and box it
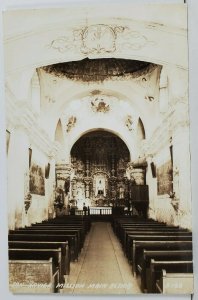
[3,4,187,77]
[71,129,130,161]
[42,58,152,82]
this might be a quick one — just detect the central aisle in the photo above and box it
[62,222,141,294]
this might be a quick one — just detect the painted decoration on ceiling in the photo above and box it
[29,163,45,195]
[78,24,125,54]
[157,160,173,195]
[48,24,156,55]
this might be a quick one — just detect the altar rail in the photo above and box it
[90,207,112,215]
[76,207,112,215]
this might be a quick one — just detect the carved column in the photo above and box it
[109,176,117,205]
[55,163,72,186]
[84,177,92,206]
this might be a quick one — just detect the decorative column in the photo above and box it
[84,177,92,206]
[109,176,117,204]
[56,163,72,186]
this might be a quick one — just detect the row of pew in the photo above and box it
[8,215,91,293]
[112,216,193,294]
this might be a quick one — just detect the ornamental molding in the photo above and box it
[6,95,59,158]
[48,24,156,55]
[56,163,72,179]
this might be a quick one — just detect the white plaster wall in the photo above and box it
[7,126,29,229]
[4,5,192,230]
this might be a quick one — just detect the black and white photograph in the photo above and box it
[1,0,197,298]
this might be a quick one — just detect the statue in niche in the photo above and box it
[64,178,70,195]
[119,186,125,199]
[117,158,126,170]
[97,180,104,195]
[95,176,106,197]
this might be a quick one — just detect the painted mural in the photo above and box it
[29,163,45,195]
[157,160,173,195]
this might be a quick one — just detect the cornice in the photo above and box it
[6,93,59,158]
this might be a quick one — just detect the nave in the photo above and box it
[62,222,140,294]
[8,215,193,294]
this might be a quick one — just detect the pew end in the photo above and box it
[156,269,194,294]
[9,258,60,293]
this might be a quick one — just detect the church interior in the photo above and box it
[4,4,194,294]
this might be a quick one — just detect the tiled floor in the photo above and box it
[62,222,141,295]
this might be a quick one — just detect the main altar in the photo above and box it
[69,131,131,209]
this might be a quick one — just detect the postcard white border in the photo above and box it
[0,0,197,300]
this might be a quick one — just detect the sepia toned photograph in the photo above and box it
[3,2,194,296]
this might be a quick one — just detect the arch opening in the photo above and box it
[69,130,130,209]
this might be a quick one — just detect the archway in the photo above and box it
[70,130,130,209]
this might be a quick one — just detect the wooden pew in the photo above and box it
[8,233,78,261]
[22,225,85,245]
[137,249,192,292]
[156,269,194,294]
[130,235,192,265]
[27,224,85,237]
[148,259,193,293]
[9,248,64,284]
[132,240,192,276]
[12,228,83,251]
[113,219,165,236]
[9,258,59,293]
[118,225,179,244]
[123,229,191,254]
[9,241,70,275]
[43,216,91,233]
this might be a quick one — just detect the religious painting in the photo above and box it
[157,160,173,195]
[29,162,45,195]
